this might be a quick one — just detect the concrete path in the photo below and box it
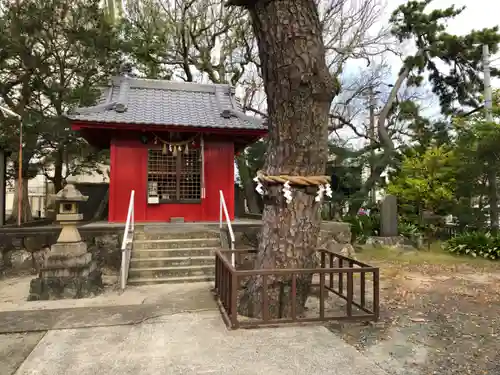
[0,278,215,313]
[0,282,388,375]
[0,332,46,375]
[13,311,388,375]
[0,282,216,333]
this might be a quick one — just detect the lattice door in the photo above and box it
[147,147,202,202]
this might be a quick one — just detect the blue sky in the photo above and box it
[235,0,500,179]
[337,0,500,148]
[383,0,500,94]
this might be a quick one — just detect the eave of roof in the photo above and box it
[64,75,267,132]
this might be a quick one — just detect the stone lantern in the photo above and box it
[28,184,103,300]
[54,184,87,244]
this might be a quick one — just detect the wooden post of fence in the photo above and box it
[262,275,269,322]
[373,268,380,320]
[346,270,353,317]
[291,274,297,320]
[231,271,238,329]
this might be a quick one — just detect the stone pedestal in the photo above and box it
[28,241,103,301]
[28,184,103,301]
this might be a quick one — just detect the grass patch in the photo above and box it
[356,242,500,273]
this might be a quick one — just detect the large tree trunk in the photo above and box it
[10,178,32,224]
[233,0,337,319]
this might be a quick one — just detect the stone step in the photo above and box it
[128,264,215,278]
[132,247,218,258]
[133,238,220,250]
[127,275,214,285]
[130,256,214,268]
[134,230,220,241]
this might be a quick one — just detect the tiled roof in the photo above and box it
[65,76,266,131]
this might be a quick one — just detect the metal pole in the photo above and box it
[483,45,498,231]
[483,45,493,122]
[368,86,376,204]
[17,121,22,226]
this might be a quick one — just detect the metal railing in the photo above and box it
[219,190,235,267]
[214,248,380,329]
[120,190,135,290]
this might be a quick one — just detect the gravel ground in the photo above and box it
[327,248,500,375]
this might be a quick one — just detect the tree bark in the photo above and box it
[52,164,64,193]
[10,178,33,224]
[233,0,337,319]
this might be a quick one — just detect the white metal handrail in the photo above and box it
[219,190,235,267]
[120,190,135,290]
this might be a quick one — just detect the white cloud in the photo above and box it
[382,0,500,71]
[390,0,500,36]
[334,1,500,150]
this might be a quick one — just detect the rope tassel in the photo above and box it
[254,176,265,195]
[253,171,331,204]
[315,184,326,202]
[282,181,293,204]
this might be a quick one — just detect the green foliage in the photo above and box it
[390,0,500,115]
[0,0,122,190]
[334,0,500,213]
[398,221,421,239]
[445,231,500,260]
[244,139,267,176]
[343,214,380,244]
[451,94,500,228]
[387,145,456,215]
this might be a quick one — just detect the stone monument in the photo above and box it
[28,184,103,300]
[366,194,408,248]
[380,194,398,237]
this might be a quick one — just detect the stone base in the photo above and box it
[42,253,94,277]
[365,236,420,250]
[50,241,88,257]
[28,269,103,301]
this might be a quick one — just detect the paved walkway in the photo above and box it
[12,311,388,375]
[0,282,216,333]
[0,282,388,375]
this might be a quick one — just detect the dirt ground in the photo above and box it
[328,246,500,375]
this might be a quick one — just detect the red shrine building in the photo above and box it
[66,74,267,223]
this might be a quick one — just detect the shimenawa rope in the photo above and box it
[255,170,330,186]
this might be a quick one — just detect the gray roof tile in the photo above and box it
[65,76,266,131]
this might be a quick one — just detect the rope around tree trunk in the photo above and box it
[256,170,330,186]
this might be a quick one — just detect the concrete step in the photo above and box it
[132,247,218,258]
[134,229,219,241]
[133,238,220,250]
[128,265,215,278]
[127,275,214,285]
[130,256,214,268]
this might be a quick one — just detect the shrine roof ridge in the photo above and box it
[64,75,266,132]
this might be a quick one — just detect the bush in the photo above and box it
[343,213,380,244]
[444,231,500,260]
[398,221,421,239]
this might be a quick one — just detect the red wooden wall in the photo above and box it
[108,135,234,223]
